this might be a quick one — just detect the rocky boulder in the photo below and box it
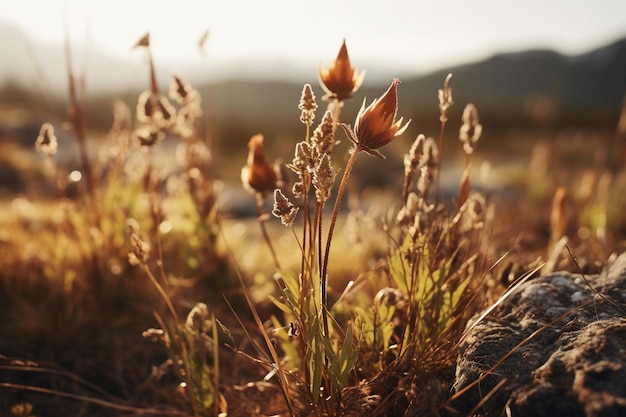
[452,253,626,417]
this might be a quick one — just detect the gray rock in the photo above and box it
[452,253,626,417]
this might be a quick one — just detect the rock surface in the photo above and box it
[452,253,626,417]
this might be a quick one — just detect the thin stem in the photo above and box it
[255,193,281,271]
[320,145,360,336]
[434,118,447,206]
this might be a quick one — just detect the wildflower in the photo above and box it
[35,122,58,157]
[313,154,334,202]
[438,73,453,123]
[272,189,299,226]
[298,84,317,126]
[241,134,279,195]
[128,232,150,265]
[311,111,337,154]
[342,79,410,158]
[459,103,482,155]
[136,90,176,128]
[319,39,365,102]
[133,126,164,150]
[170,74,201,108]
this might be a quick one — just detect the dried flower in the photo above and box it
[136,91,176,128]
[342,79,410,158]
[128,232,150,265]
[312,111,337,154]
[35,122,58,157]
[438,73,453,123]
[133,32,151,49]
[298,84,317,126]
[272,189,299,226]
[313,154,334,202]
[459,103,482,155]
[170,75,201,108]
[133,126,164,150]
[185,302,211,333]
[241,134,278,195]
[319,39,365,102]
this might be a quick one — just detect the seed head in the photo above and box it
[133,126,164,150]
[311,111,337,155]
[241,134,278,195]
[313,154,334,202]
[459,103,482,155]
[438,73,453,123]
[35,122,58,157]
[272,189,299,226]
[342,79,410,158]
[136,91,176,128]
[319,39,365,102]
[298,84,317,126]
[128,232,150,265]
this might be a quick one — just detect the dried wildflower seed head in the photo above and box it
[459,103,482,155]
[292,181,305,199]
[313,154,334,202]
[438,73,453,123]
[185,302,211,333]
[319,39,365,102]
[142,328,166,343]
[241,134,278,195]
[343,79,410,158]
[133,32,151,49]
[272,189,299,226]
[35,122,58,157]
[169,74,201,107]
[298,84,317,126]
[421,136,439,169]
[404,134,425,175]
[133,126,164,150]
[290,141,314,173]
[136,91,176,128]
[128,232,150,265]
[312,110,337,154]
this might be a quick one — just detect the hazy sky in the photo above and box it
[2,0,626,76]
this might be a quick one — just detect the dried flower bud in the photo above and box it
[272,189,299,226]
[133,32,151,49]
[35,122,58,157]
[319,39,365,102]
[459,103,482,155]
[342,79,410,159]
[298,84,317,126]
[241,134,278,195]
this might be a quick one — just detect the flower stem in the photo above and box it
[320,145,360,336]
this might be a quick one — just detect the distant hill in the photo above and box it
[1,20,625,151]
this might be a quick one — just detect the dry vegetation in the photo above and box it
[1,35,626,417]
